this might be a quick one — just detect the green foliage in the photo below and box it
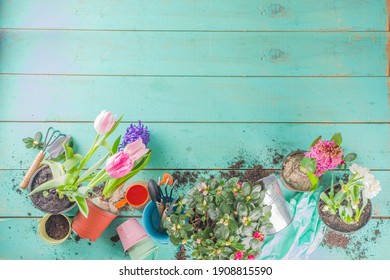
[164,177,272,260]
[319,173,369,224]
[22,131,44,150]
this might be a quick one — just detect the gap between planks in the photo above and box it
[1,121,390,124]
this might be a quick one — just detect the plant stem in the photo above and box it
[78,134,100,172]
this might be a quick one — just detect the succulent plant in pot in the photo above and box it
[164,177,273,260]
[281,133,356,192]
[318,164,381,233]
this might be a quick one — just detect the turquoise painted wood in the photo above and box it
[0,0,387,31]
[1,123,389,170]
[1,170,389,217]
[0,0,389,261]
[0,31,388,76]
[0,218,389,260]
[1,76,390,123]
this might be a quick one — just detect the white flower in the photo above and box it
[349,164,381,199]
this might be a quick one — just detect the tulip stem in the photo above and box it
[78,134,100,173]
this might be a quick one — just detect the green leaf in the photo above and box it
[63,142,75,160]
[242,226,253,237]
[63,154,83,171]
[28,174,74,196]
[100,139,113,154]
[310,135,322,148]
[34,131,43,142]
[111,136,122,154]
[320,192,334,207]
[74,196,88,218]
[231,242,245,251]
[344,153,357,163]
[334,190,347,205]
[208,207,218,220]
[219,201,230,215]
[182,224,193,232]
[307,172,319,191]
[196,203,206,215]
[23,137,33,144]
[76,154,109,185]
[250,208,262,220]
[250,238,262,250]
[42,160,65,178]
[215,225,229,240]
[300,157,316,173]
[237,202,248,217]
[241,182,251,196]
[331,132,342,146]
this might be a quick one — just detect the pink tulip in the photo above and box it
[94,110,116,134]
[124,138,149,161]
[105,151,134,178]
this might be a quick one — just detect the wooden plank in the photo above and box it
[0,217,177,260]
[1,76,389,123]
[0,31,387,77]
[1,170,389,217]
[1,123,389,170]
[1,217,389,260]
[0,0,386,31]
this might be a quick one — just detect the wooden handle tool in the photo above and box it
[20,151,45,189]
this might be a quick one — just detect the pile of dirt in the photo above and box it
[45,214,70,240]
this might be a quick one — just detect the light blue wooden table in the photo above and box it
[1,0,389,260]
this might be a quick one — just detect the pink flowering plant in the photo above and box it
[28,110,151,217]
[300,133,356,191]
[164,177,272,260]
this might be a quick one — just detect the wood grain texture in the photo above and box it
[1,218,389,260]
[0,0,387,31]
[1,123,389,170]
[1,76,390,123]
[1,170,389,217]
[0,31,387,76]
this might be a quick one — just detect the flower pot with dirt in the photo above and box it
[38,214,71,244]
[318,164,381,233]
[29,165,76,213]
[280,150,313,192]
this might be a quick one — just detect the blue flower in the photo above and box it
[119,121,150,150]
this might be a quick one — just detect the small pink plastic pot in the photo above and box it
[116,218,158,260]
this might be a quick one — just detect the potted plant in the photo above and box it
[29,111,152,241]
[164,177,273,260]
[318,164,381,233]
[38,213,71,245]
[280,133,356,192]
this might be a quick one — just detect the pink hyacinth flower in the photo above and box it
[304,140,344,177]
[124,138,149,161]
[105,151,134,178]
[234,251,244,260]
[94,110,116,134]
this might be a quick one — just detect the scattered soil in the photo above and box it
[172,171,201,187]
[45,214,70,240]
[318,185,372,233]
[30,166,75,213]
[280,151,311,191]
[323,231,350,249]
[272,152,284,165]
[176,245,187,260]
[321,220,383,260]
[75,235,81,242]
[110,234,120,243]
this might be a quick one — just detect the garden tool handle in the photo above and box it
[158,209,168,233]
[20,151,45,189]
[156,202,165,218]
[115,198,128,209]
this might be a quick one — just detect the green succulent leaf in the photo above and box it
[241,182,251,196]
[344,153,357,163]
[331,132,342,146]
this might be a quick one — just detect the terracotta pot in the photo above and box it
[72,199,117,242]
[318,185,372,233]
[38,214,71,245]
[280,150,322,192]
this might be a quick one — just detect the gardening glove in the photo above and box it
[260,191,325,259]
